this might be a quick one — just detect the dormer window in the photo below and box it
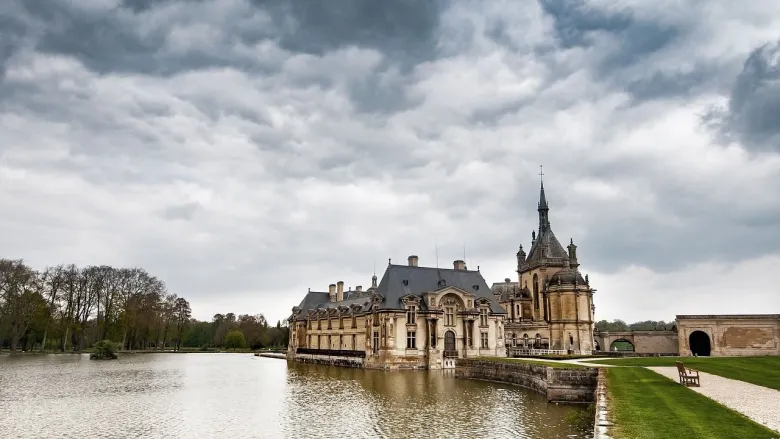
[406,305,417,325]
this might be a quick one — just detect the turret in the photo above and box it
[567,238,579,270]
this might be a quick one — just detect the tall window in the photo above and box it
[317,335,321,349]
[480,332,489,349]
[511,333,517,347]
[533,273,539,310]
[339,317,344,329]
[372,331,379,354]
[339,335,343,349]
[352,334,356,350]
[308,319,312,330]
[445,306,455,326]
[317,319,321,330]
[479,308,489,327]
[352,315,357,328]
[308,335,312,347]
[328,318,332,330]
[535,333,541,348]
[406,305,416,324]
[328,335,332,349]
[523,333,529,347]
[406,331,416,349]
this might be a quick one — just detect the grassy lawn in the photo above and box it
[607,367,777,439]
[589,356,780,390]
[478,357,586,368]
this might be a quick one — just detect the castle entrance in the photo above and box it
[689,330,711,356]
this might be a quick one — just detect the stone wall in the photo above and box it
[677,314,780,357]
[454,359,598,403]
[632,331,679,354]
[294,353,364,368]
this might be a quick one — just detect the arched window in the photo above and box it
[535,333,541,348]
[523,333,529,347]
[533,273,539,311]
[511,333,517,347]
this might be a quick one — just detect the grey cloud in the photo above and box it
[162,202,202,220]
[2,0,780,324]
[715,40,780,152]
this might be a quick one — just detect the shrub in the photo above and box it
[90,340,119,360]
[224,330,247,350]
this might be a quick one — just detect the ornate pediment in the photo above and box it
[400,294,422,306]
[370,292,385,304]
[475,297,492,307]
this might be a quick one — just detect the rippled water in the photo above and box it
[0,353,591,438]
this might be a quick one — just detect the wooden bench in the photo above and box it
[676,361,700,387]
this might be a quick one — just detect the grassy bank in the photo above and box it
[590,356,780,390]
[606,367,777,439]
[477,357,587,368]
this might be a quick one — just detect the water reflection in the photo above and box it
[0,354,590,438]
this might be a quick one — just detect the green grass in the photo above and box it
[477,357,586,368]
[607,367,777,439]
[589,356,780,390]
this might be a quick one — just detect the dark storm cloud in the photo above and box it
[537,0,708,103]
[715,40,780,153]
[254,0,445,68]
[7,0,444,77]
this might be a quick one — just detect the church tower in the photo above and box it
[514,171,596,351]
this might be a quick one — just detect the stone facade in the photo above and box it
[594,330,679,355]
[288,257,506,370]
[493,178,596,353]
[676,314,780,357]
[455,359,598,403]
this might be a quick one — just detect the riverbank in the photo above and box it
[455,358,598,403]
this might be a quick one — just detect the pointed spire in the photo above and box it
[537,166,550,232]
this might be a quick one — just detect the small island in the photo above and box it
[89,340,119,360]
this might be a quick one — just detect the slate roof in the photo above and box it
[291,263,506,320]
[490,280,532,301]
[521,181,569,270]
[374,264,505,314]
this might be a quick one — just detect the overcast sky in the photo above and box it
[2,0,780,325]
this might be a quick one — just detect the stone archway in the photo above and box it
[689,330,711,356]
[609,338,635,352]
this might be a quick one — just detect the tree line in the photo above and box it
[0,259,288,352]
[595,319,677,332]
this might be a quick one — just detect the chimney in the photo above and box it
[337,281,344,302]
[356,285,363,293]
[328,284,336,303]
[408,255,419,267]
[453,260,466,270]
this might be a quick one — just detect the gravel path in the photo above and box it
[647,366,780,433]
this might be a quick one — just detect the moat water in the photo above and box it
[0,353,592,438]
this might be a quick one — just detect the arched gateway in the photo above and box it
[689,330,711,356]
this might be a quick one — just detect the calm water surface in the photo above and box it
[0,353,591,438]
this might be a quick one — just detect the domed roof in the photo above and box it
[549,267,586,286]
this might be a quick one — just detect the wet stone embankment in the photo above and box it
[455,359,599,403]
